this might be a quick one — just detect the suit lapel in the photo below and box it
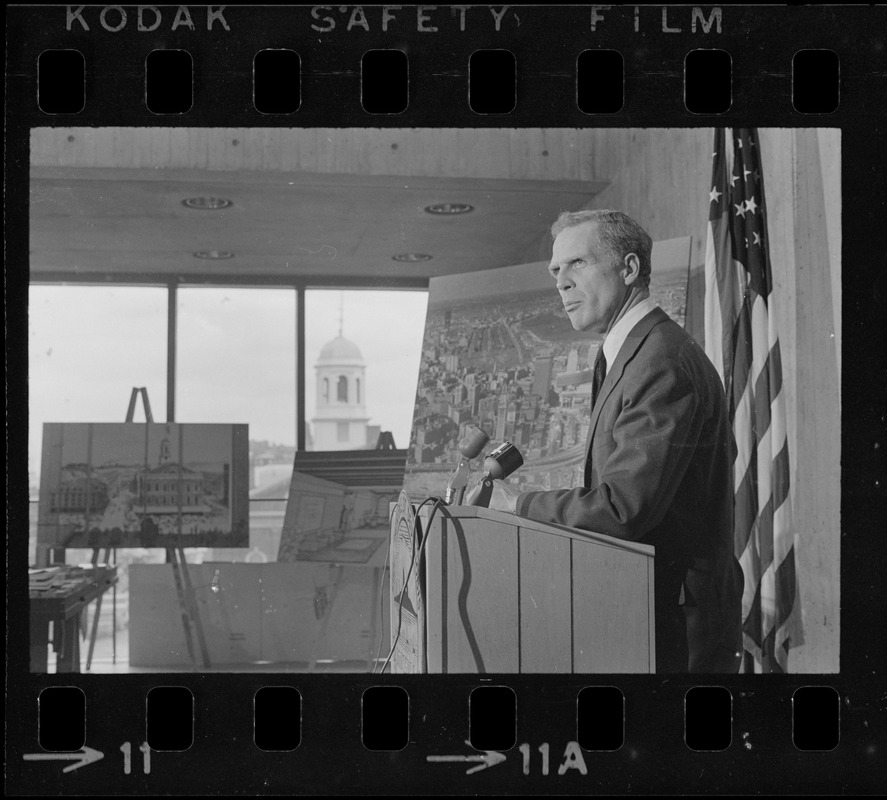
[584,307,670,478]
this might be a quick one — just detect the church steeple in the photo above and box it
[311,306,370,451]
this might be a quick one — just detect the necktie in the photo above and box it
[591,346,607,409]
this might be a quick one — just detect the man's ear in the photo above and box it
[622,253,641,285]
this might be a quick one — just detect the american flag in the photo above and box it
[703,128,804,672]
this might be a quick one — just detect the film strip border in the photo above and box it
[6,5,880,126]
[35,683,841,752]
[6,4,887,796]
[13,678,854,793]
[34,44,839,118]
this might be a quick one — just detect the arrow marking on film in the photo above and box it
[427,740,507,774]
[23,746,104,773]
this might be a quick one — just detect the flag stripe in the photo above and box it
[774,544,799,630]
[703,228,725,383]
[771,439,790,517]
[760,627,784,674]
[756,421,773,497]
[750,292,770,384]
[755,359,773,437]
[768,340,785,406]
[757,495,775,572]
[733,382,755,496]
[738,537,758,621]
[731,299,753,418]
[733,465,757,558]
[742,570,763,647]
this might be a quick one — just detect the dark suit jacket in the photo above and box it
[516,307,743,673]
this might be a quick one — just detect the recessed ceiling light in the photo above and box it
[182,197,233,210]
[424,202,474,215]
[193,250,234,260]
[392,253,433,262]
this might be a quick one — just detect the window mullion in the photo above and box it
[167,281,177,422]
[296,285,306,451]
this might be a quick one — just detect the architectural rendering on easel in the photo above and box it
[37,422,249,549]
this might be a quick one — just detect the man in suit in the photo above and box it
[480,209,743,673]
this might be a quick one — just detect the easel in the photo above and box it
[84,389,156,669]
[375,431,397,450]
[84,545,114,671]
[85,388,211,670]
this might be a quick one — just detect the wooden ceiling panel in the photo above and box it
[30,168,607,281]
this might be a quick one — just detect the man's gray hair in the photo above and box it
[550,209,653,288]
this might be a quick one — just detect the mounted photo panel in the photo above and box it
[37,422,249,549]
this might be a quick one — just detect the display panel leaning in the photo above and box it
[5,3,886,797]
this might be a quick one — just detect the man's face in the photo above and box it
[548,222,628,333]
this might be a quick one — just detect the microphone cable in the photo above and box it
[377,495,446,674]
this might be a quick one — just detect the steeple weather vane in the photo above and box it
[338,292,344,337]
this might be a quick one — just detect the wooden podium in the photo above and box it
[389,501,655,673]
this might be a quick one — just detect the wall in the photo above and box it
[783,128,841,672]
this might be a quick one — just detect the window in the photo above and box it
[28,285,168,499]
[28,281,428,672]
[305,290,428,451]
[176,287,297,448]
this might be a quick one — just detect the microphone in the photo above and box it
[445,426,490,505]
[465,441,524,508]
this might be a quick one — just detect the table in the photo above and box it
[30,565,118,673]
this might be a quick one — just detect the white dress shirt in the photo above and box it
[601,297,660,373]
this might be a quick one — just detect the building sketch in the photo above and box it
[37,422,249,548]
